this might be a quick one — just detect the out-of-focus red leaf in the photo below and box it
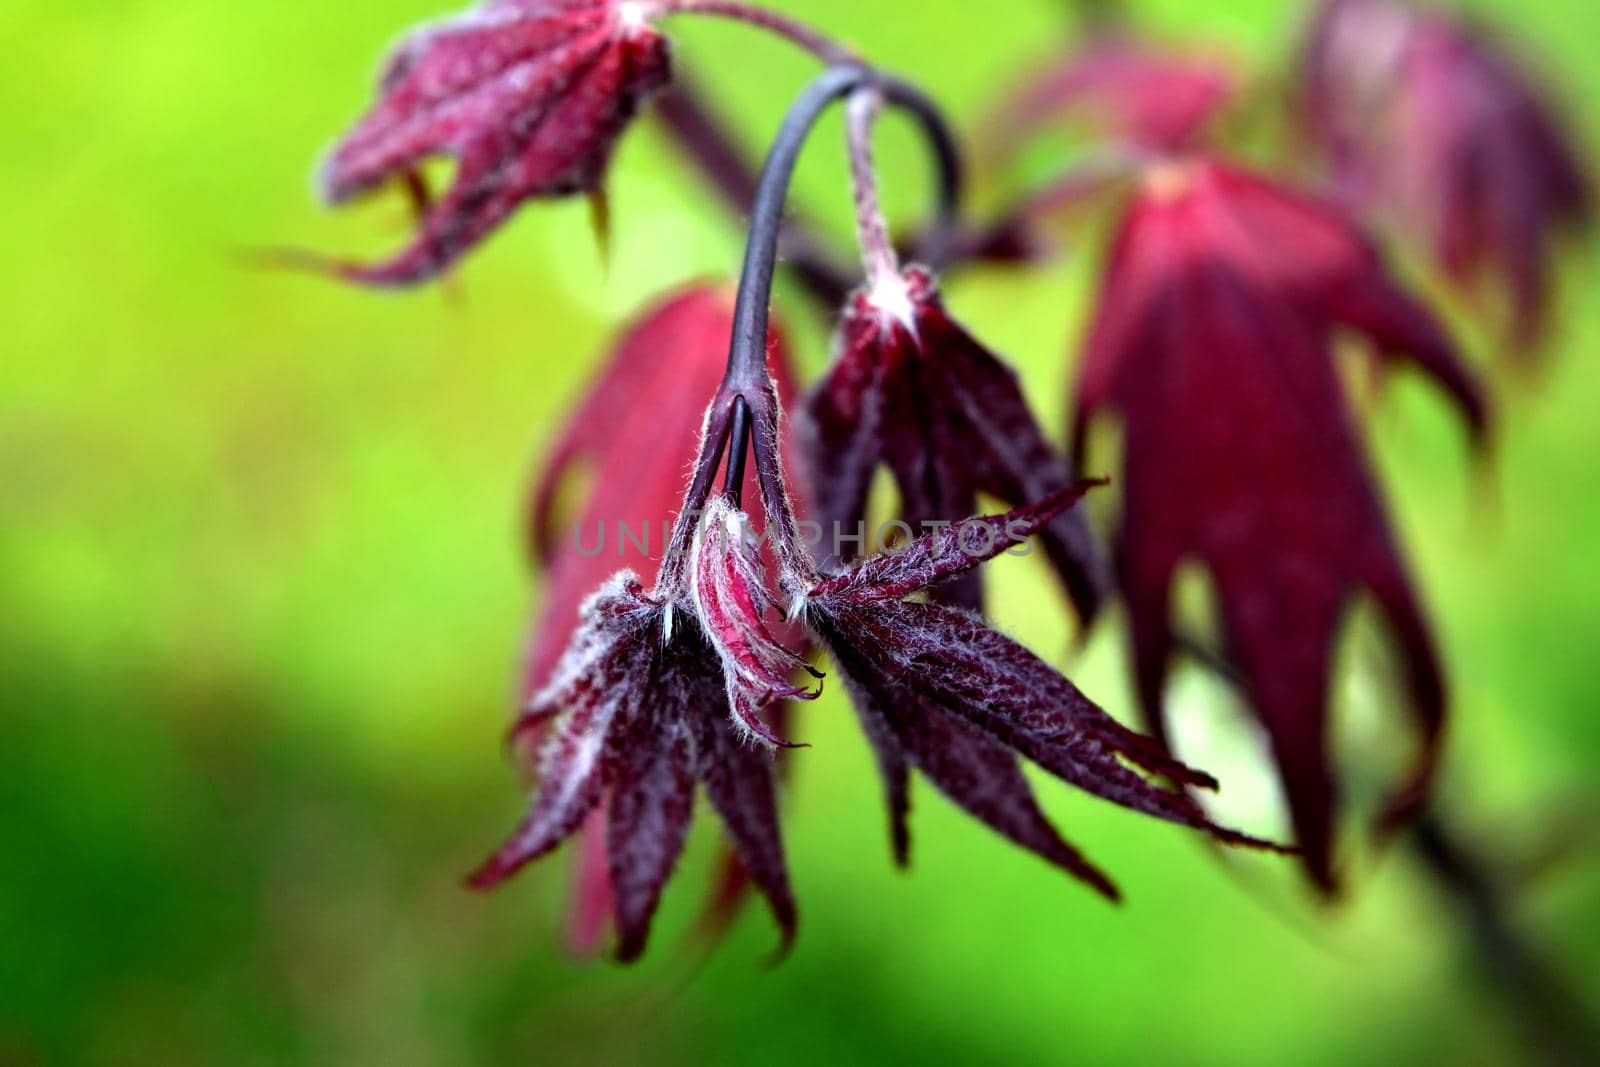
[1303,0,1591,355]
[799,267,1107,618]
[1073,157,1485,890]
[993,35,1236,157]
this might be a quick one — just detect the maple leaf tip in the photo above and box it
[463,856,509,892]
[759,927,798,968]
[503,716,538,755]
[311,144,350,207]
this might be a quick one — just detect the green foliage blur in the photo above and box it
[2,0,1598,1064]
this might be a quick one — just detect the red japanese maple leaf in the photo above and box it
[473,575,797,961]
[517,283,800,953]
[1073,158,1487,889]
[800,484,1282,895]
[1303,0,1591,353]
[992,34,1237,158]
[689,497,821,748]
[800,266,1106,616]
[320,0,672,284]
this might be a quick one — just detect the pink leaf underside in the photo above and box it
[799,268,1105,618]
[1075,158,1480,886]
[321,0,672,283]
[691,499,818,748]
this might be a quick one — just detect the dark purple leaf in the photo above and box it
[799,267,1107,618]
[802,493,1286,897]
[320,0,671,284]
[606,704,697,961]
[473,574,797,959]
[1073,157,1483,889]
[810,481,1102,606]
[822,616,1120,898]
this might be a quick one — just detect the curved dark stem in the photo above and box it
[656,67,964,318]
[724,65,872,389]
[1411,810,1600,1067]
[726,67,960,584]
[724,65,962,389]
[658,64,962,589]
[654,83,859,308]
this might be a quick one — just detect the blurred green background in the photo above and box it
[3,0,1598,1064]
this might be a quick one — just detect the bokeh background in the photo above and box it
[3,0,1598,1064]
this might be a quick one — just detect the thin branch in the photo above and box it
[1411,810,1600,1066]
[653,83,858,308]
[845,88,900,287]
[1173,631,1600,1066]
[721,66,963,392]
[653,0,859,64]
[657,64,967,587]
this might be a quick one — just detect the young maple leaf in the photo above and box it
[479,415,1284,953]
[1072,157,1486,890]
[522,284,797,692]
[516,284,800,955]
[798,266,1106,616]
[799,485,1281,898]
[474,575,796,961]
[991,34,1237,158]
[319,0,671,284]
[1303,0,1592,354]
[689,497,821,748]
